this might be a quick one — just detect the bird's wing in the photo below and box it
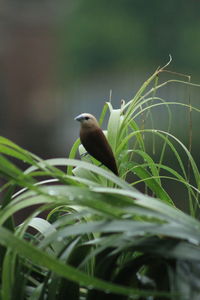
[80,128,118,175]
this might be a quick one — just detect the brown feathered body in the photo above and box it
[75,113,118,176]
[80,127,118,175]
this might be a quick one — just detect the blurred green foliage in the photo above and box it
[60,0,200,78]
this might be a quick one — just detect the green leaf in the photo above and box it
[107,109,121,152]
[0,226,171,298]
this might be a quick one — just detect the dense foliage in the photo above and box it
[0,62,200,299]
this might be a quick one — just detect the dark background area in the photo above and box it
[0,1,200,209]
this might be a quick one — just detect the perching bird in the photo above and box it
[75,113,118,176]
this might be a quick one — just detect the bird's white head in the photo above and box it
[75,113,99,129]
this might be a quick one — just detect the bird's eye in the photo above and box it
[85,116,89,120]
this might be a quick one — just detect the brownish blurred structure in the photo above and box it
[1,2,60,157]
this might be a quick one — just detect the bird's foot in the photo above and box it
[80,152,88,157]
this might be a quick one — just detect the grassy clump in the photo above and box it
[0,59,200,299]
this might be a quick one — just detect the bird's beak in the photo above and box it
[74,114,84,122]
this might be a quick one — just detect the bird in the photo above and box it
[75,113,118,176]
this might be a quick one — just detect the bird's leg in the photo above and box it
[80,152,89,157]
[81,152,102,166]
[81,152,103,168]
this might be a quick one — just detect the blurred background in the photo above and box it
[1,0,200,205]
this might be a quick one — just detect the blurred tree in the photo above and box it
[60,0,200,78]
